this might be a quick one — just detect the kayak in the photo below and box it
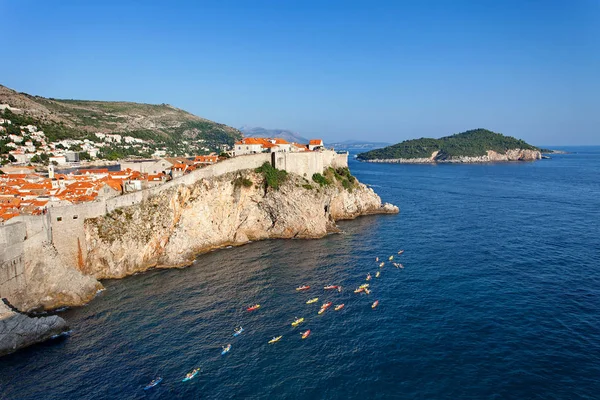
[359,283,369,288]
[354,287,365,294]
[379,262,385,267]
[389,255,394,261]
[366,274,372,281]
[144,377,162,390]
[182,368,200,382]
[301,330,311,339]
[233,327,244,337]
[375,257,379,262]
[321,302,332,310]
[291,317,305,327]
[323,285,338,290]
[398,250,404,255]
[375,271,380,278]
[364,288,371,294]
[306,298,319,304]
[334,304,345,311]
[372,300,379,309]
[247,304,260,311]
[268,336,283,344]
[221,344,232,355]
[296,285,310,291]
[318,307,327,315]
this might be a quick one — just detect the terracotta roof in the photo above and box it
[309,139,323,145]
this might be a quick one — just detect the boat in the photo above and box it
[398,250,404,255]
[301,330,311,339]
[372,300,379,309]
[247,304,260,311]
[144,377,163,390]
[375,271,380,278]
[306,298,319,304]
[321,302,332,310]
[233,327,244,337]
[221,344,232,355]
[366,274,372,281]
[394,263,404,269]
[324,285,339,290]
[268,336,283,344]
[318,307,327,315]
[379,262,385,267]
[291,317,305,327]
[334,304,345,311]
[296,285,310,291]
[389,255,394,261]
[182,368,200,382]
[359,283,370,289]
[354,287,365,294]
[364,288,371,294]
[375,257,379,262]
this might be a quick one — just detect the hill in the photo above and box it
[357,129,541,162]
[240,126,308,144]
[0,84,241,157]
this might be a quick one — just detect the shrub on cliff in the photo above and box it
[233,176,253,188]
[312,173,330,186]
[255,162,288,190]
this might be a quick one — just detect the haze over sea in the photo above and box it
[1,148,599,399]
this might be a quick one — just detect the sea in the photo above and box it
[1,147,599,399]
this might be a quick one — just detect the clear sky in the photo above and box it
[1,0,598,145]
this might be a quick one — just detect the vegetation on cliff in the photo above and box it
[255,162,288,190]
[357,129,539,160]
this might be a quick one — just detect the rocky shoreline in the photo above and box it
[0,300,69,357]
[362,149,542,164]
[1,168,397,356]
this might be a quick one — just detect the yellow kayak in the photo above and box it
[389,255,394,261]
[291,318,305,327]
[268,336,283,344]
[376,271,380,278]
[359,283,370,289]
[306,298,319,304]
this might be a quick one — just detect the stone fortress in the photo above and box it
[0,150,349,308]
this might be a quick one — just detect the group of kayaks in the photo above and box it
[143,250,405,391]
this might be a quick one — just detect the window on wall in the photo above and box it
[56,217,62,221]
[73,215,78,219]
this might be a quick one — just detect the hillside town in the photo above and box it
[0,116,326,222]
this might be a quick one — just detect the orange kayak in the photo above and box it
[301,330,311,339]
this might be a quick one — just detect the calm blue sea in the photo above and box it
[1,147,600,399]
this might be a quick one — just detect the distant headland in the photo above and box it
[356,129,542,163]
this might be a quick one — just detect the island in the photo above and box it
[356,129,542,163]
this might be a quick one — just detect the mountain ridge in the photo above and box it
[0,84,241,154]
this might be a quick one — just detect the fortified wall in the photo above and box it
[0,150,348,300]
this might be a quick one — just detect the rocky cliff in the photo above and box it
[83,169,397,279]
[364,148,542,164]
[0,300,69,357]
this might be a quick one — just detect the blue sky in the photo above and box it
[1,0,598,145]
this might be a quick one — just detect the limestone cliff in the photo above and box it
[11,245,103,312]
[83,169,397,279]
[0,300,69,357]
[363,148,542,164]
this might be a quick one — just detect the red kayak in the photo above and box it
[372,300,379,309]
[296,285,310,291]
[301,330,311,339]
[323,285,339,290]
[247,304,261,311]
[321,301,332,310]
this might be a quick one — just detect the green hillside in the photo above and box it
[0,84,241,157]
[357,129,539,161]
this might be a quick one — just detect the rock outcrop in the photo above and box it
[0,300,69,357]
[363,148,542,164]
[11,245,103,312]
[84,170,397,279]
